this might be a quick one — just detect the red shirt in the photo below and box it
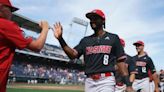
[0,18,32,92]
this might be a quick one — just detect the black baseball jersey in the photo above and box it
[126,55,137,74]
[115,54,137,83]
[74,31,126,75]
[133,54,156,79]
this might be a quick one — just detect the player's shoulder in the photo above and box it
[145,54,150,58]
[104,31,120,42]
[132,55,138,60]
[105,31,119,37]
[78,36,89,43]
[0,18,18,29]
[141,54,151,60]
[125,54,133,62]
[145,54,152,61]
[0,18,15,25]
[126,54,132,58]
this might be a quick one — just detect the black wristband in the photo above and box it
[158,83,161,87]
[122,76,132,87]
[58,37,67,48]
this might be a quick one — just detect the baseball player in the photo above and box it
[115,38,137,92]
[54,9,134,92]
[0,0,49,92]
[132,41,160,92]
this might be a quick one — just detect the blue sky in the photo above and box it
[11,0,164,71]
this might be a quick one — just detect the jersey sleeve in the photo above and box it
[127,56,138,74]
[3,22,33,49]
[74,38,85,58]
[112,35,126,61]
[148,57,156,74]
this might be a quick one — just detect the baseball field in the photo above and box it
[7,83,84,92]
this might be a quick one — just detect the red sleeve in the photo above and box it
[148,69,153,81]
[3,21,33,49]
[113,35,127,61]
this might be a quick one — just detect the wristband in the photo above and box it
[58,37,67,48]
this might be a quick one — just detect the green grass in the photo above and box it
[7,88,83,92]
[8,83,81,86]
[7,83,84,92]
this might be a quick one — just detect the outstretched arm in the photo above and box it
[27,21,49,52]
[54,22,78,59]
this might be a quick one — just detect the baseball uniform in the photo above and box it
[74,31,126,92]
[132,54,156,92]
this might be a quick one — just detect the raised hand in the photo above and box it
[54,22,63,39]
[39,21,49,32]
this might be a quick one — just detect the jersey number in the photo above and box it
[103,55,109,65]
[142,67,146,73]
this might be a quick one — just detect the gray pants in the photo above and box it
[85,76,115,92]
[160,82,164,92]
[149,81,155,92]
[132,78,150,92]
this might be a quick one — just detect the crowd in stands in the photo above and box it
[8,60,86,85]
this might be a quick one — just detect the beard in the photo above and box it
[90,21,103,32]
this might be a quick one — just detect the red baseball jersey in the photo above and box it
[0,18,32,92]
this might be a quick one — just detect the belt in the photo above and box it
[87,72,113,80]
[116,82,124,86]
[136,77,148,80]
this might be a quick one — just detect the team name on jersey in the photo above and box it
[86,45,112,55]
[136,61,147,66]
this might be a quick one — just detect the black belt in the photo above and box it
[136,77,148,79]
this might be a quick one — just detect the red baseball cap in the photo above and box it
[133,40,144,46]
[119,38,125,47]
[0,0,19,12]
[86,9,105,20]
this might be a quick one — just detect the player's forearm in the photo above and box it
[58,37,77,59]
[63,46,78,59]
[117,61,129,76]
[152,72,160,89]
[27,29,48,52]
[130,74,135,82]
[117,61,133,87]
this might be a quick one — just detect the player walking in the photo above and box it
[54,9,134,92]
[0,0,49,92]
[132,41,160,92]
[115,38,137,92]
